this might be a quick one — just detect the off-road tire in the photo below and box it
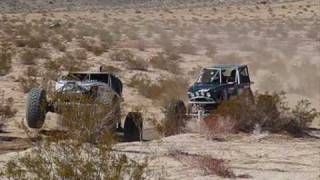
[219,90,228,102]
[26,88,47,129]
[124,112,143,142]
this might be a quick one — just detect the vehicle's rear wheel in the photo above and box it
[26,88,47,129]
[124,112,143,142]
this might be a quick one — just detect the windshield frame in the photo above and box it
[196,68,221,84]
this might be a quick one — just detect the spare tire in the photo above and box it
[124,112,143,142]
[26,88,47,129]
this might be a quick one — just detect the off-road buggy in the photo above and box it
[26,72,143,141]
[187,64,254,117]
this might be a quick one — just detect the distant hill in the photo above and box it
[0,0,299,13]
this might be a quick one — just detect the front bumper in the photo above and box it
[187,99,217,118]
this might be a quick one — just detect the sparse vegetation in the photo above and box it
[20,48,49,65]
[0,95,147,179]
[0,45,12,76]
[0,90,17,131]
[128,74,188,104]
[79,38,107,56]
[213,91,319,136]
[169,150,237,178]
[110,49,135,61]
[160,100,187,136]
[127,57,148,71]
[18,67,39,93]
[149,52,181,74]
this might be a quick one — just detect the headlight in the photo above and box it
[190,93,194,98]
[206,92,211,97]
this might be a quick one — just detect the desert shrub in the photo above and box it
[100,65,121,74]
[0,91,17,131]
[156,30,176,53]
[18,67,39,93]
[25,35,44,49]
[109,49,134,61]
[79,39,107,56]
[127,57,148,71]
[160,100,188,136]
[205,44,218,58]
[128,74,188,104]
[128,75,160,99]
[149,52,181,74]
[213,91,319,136]
[50,36,66,52]
[72,49,88,60]
[215,53,244,64]
[178,40,197,55]
[202,115,236,140]
[20,48,49,65]
[287,100,319,135]
[0,95,147,179]
[169,150,237,178]
[0,45,12,76]
[44,52,87,74]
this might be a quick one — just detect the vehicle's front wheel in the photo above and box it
[26,88,48,129]
[124,112,143,142]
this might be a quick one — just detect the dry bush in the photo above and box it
[20,48,49,65]
[72,49,88,60]
[127,57,148,71]
[215,53,244,64]
[155,30,176,53]
[109,49,134,61]
[50,36,66,52]
[25,34,45,49]
[18,67,39,93]
[214,91,319,136]
[205,44,218,59]
[178,40,197,55]
[44,52,88,75]
[0,45,12,76]
[100,65,121,74]
[0,95,147,179]
[160,100,187,136]
[0,91,17,131]
[287,100,319,135]
[169,150,237,178]
[149,52,181,74]
[128,74,188,104]
[202,115,236,140]
[79,39,107,56]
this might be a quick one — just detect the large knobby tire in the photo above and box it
[124,112,143,142]
[26,88,47,129]
[219,90,228,103]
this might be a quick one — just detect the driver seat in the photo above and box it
[230,69,237,83]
